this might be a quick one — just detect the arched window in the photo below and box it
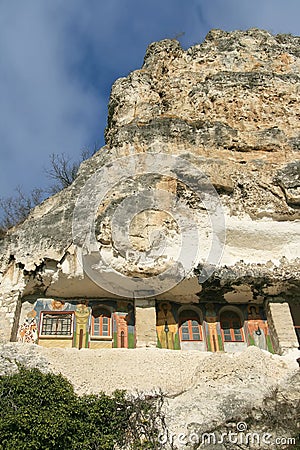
[179,310,202,341]
[220,311,244,342]
[91,307,111,338]
[120,330,125,348]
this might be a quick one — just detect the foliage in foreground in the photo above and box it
[0,366,167,450]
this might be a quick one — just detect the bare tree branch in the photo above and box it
[44,147,96,194]
[0,187,44,232]
[0,145,99,233]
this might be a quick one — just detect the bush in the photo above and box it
[0,366,167,450]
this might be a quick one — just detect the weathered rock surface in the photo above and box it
[0,343,298,449]
[0,27,299,449]
[106,29,300,217]
[0,343,49,375]
[166,346,299,449]
[0,28,299,339]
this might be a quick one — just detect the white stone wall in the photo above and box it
[266,302,299,354]
[135,299,157,348]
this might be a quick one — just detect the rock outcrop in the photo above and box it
[0,28,299,342]
[0,343,299,449]
[0,27,299,450]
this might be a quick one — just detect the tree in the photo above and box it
[0,145,98,233]
[0,187,44,231]
[45,148,96,194]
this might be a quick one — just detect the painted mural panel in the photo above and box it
[156,302,179,349]
[154,301,274,353]
[17,298,135,349]
[204,303,223,352]
[112,301,135,349]
[34,299,77,348]
[245,304,274,353]
[74,303,90,349]
[17,298,274,353]
[17,318,38,344]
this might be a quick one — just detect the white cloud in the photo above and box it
[0,1,104,198]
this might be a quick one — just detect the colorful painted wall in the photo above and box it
[17,298,136,349]
[17,298,275,353]
[155,301,275,353]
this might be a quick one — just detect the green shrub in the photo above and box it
[0,366,166,450]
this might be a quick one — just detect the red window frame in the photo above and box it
[91,309,111,338]
[220,311,244,342]
[179,312,203,341]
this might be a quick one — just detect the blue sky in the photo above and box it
[0,0,299,200]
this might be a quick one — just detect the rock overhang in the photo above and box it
[0,28,299,343]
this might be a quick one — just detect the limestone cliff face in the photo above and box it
[0,29,299,340]
[106,29,300,215]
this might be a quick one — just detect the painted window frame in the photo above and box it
[220,311,244,343]
[179,312,203,342]
[91,308,112,340]
[39,311,74,338]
